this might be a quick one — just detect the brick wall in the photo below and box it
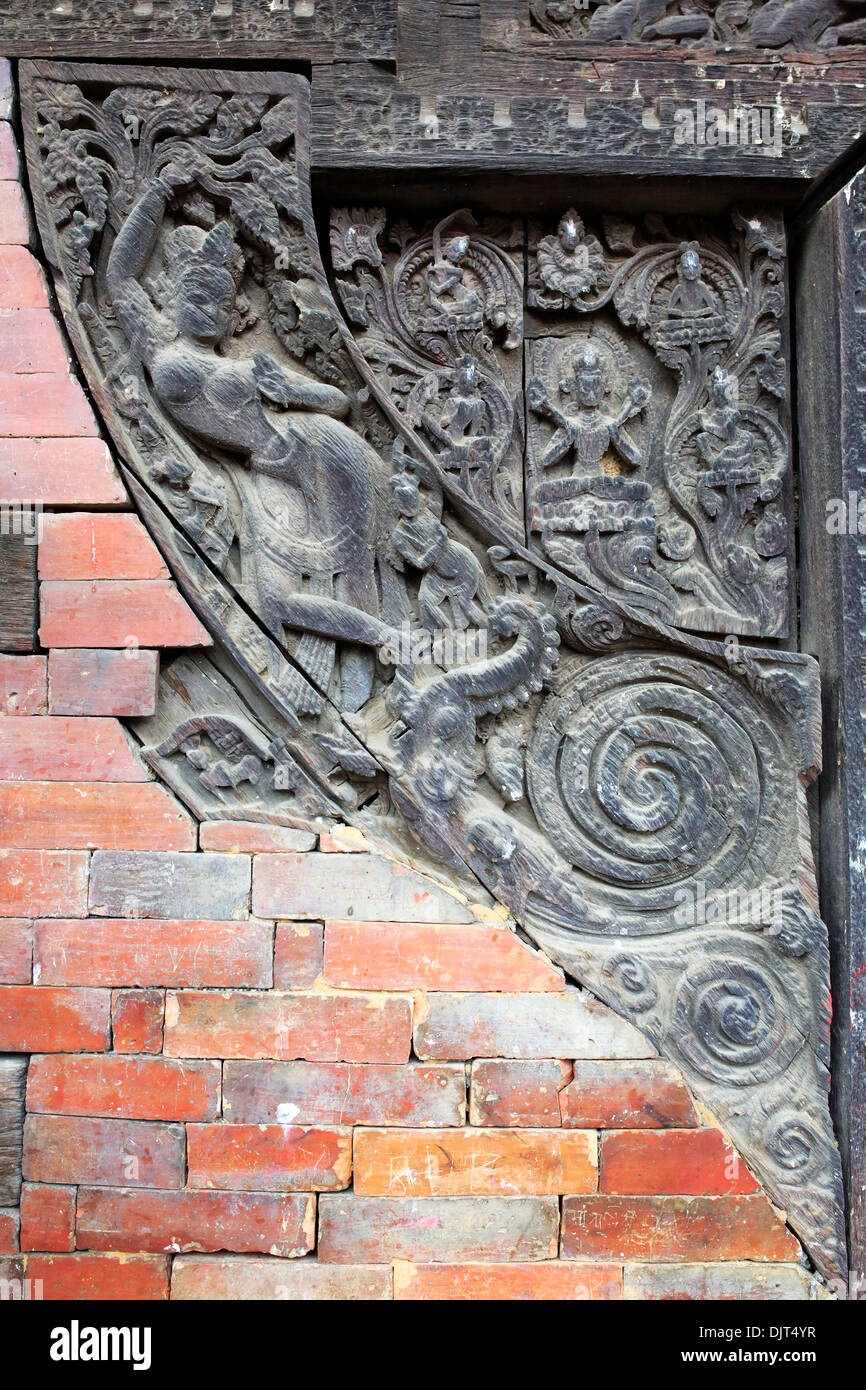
[0,68,824,1301]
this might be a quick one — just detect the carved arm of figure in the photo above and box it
[251,350,350,419]
[528,378,577,469]
[106,163,193,348]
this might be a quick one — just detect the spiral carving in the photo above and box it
[671,957,802,1085]
[601,953,658,1013]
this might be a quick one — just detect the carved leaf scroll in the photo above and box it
[20,60,846,1290]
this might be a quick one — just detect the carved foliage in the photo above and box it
[528,0,866,49]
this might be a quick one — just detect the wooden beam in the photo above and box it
[0,528,38,653]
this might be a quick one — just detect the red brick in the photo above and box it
[48,648,159,717]
[38,513,169,581]
[274,922,323,988]
[19,1184,75,1252]
[23,1115,185,1189]
[0,654,47,713]
[415,990,653,1061]
[353,1127,597,1197]
[394,1261,622,1300]
[623,1262,815,1301]
[0,917,32,982]
[171,1255,390,1300]
[164,990,412,1063]
[561,1195,800,1263]
[223,1061,466,1128]
[0,986,109,1051]
[318,1195,559,1264]
[470,1060,569,1126]
[324,920,564,992]
[560,1061,697,1129]
[0,716,147,782]
[40,580,210,649]
[34,918,273,988]
[200,821,316,853]
[77,1188,315,1258]
[0,781,196,850]
[599,1130,760,1196]
[0,125,19,180]
[0,1209,18,1253]
[0,372,97,436]
[0,246,49,308]
[0,850,88,917]
[0,437,126,506]
[27,1055,221,1122]
[112,989,164,1053]
[0,181,29,244]
[187,1125,351,1192]
[0,308,68,373]
[26,1252,169,1300]
[253,851,475,922]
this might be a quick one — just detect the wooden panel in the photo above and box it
[0,528,38,653]
[0,1056,27,1206]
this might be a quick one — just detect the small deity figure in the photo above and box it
[422,355,493,491]
[528,344,650,479]
[423,211,482,329]
[389,456,490,632]
[535,209,611,307]
[666,241,718,321]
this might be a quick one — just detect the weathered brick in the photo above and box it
[165,990,413,1063]
[0,654,46,713]
[27,1055,221,1122]
[0,850,88,917]
[562,1195,800,1263]
[469,1060,569,1127]
[201,821,316,853]
[19,1184,75,1252]
[26,1252,169,1300]
[0,124,19,181]
[319,826,368,853]
[0,372,97,436]
[0,181,30,244]
[0,437,126,506]
[0,1056,27,1204]
[23,1115,185,1189]
[172,1255,390,1300]
[40,580,210,649]
[48,648,159,718]
[89,851,249,919]
[112,989,164,1054]
[0,781,196,851]
[0,1255,26,1288]
[0,716,147,782]
[560,1061,697,1129]
[353,1127,597,1196]
[34,918,273,988]
[0,308,68,373]
[223,1061,466,1128]
[0,986,109,1052]
[394,1261,622,1300]
[273,922,323,988]
[318,1195,559,1264]
[0,1208,18,1253]
[0,917,32,982]
[600,1130,760,1196]
[0,246,49,308]
[187,1124,351,1192]
[253,851,475,922]
[324,920,564,992]
[77,1188,315,1258]
[623,1262,816,1301]
[415,989,654,1061]
[38,513,169,581]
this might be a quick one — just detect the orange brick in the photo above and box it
[23,1115,185,1189]
[0,308,68,373]
[0,1210,18,1253]
[27,1055,221,1122]
[0,986,109,1051]
[0,437,126,506]
[353,1127,597,1196]
[34,918,273,988]
[274,922,323,988]
[199,821,316,853]
[560,1061,697,1129]
[0,654,46,713]
[469,1059,569,1126]
[26,1252,169,1300]
[0,181,29,244]
[318,827,368,852]
[164,990,412,1063]
[599,1130,759,1196]
[187,1124,351,1192]
[0,246,49,308]
[0,372,97,435]
[324,920,564,991]
[19,1184,75,1252]
[48,648,159,717]
[0,917,32,982]
[0,781,196,850]
[561,1195,800,1263]
[111,989,164,1053]
[0,716,147,782]
[77,1187,315,1257]
[394,1261,622,1300]
[0,850,88,917]
[38,513,168,581]
[40,580,210,649]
